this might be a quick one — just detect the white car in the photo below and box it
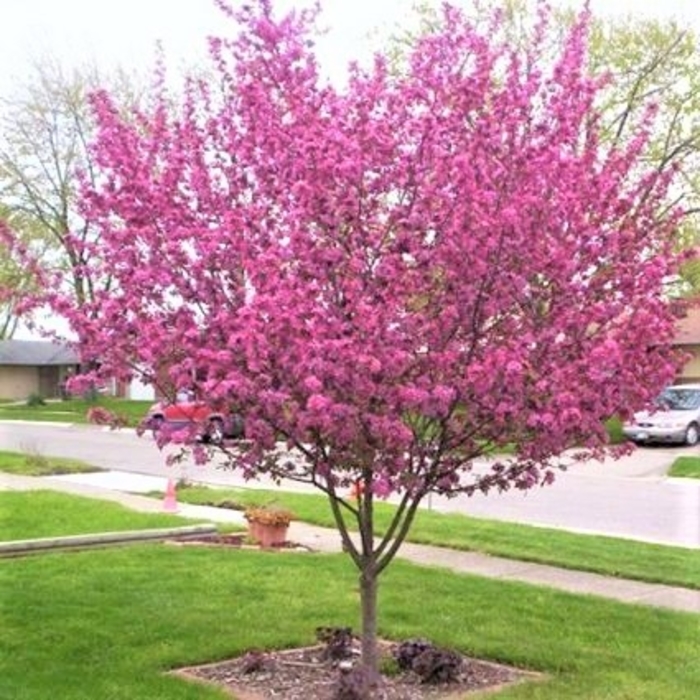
[623,383,700,446]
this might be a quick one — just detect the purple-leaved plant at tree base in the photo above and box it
[17,0,685,692]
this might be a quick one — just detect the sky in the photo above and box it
[2,0,700,99]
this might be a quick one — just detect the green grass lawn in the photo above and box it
[1,491,698,698]
[669,455,700,479]
[2,532,699,699]
[0,491,205,541]
[0,397,153,426]
[0,449,99,476]
[171,484,700,590]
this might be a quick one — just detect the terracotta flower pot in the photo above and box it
[244,506,294,547]
[249,521,289,548]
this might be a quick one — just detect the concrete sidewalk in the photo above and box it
[2,470,698,615]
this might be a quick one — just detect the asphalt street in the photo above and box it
[1,421,698,548]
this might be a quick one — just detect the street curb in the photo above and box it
[0,523,218,557]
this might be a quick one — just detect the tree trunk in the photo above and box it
[359,564,380,693]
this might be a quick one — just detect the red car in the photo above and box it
[143,392,244,443]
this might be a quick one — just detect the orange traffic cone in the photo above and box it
[348,479,364,502]
[163,478,178,513]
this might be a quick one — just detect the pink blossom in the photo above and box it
[372,475,393,499]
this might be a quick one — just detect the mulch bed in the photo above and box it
[176,641,539,699]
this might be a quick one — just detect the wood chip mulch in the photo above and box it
[175,642,540,699]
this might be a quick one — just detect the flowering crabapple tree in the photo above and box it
[48,0,683,684]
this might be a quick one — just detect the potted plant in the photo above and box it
[244,505,295,547]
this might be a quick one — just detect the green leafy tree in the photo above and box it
[0,58,144,318]
[586,13,700,292]
[0,205,47,337]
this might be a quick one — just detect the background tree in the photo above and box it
[587,12,700,294]
[0,211,23,339]
[53,0,682,690]
[0,58,145,327]
[0,206,47,338]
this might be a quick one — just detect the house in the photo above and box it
[0,340,80,400]
[674,302,700,383]
[0,339,156,401]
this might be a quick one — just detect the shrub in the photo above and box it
[411,646,462,684]
[393,638,433,671]
[393,639,462,684]
[316,626,355,661]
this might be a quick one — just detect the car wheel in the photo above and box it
[685,423,699,447]
[150,415,164,437]
[206,418,225,445]
[228,413,245,440]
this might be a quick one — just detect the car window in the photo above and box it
[659,389,700,411]
[176,389,195,403]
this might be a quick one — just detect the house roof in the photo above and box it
[0,340,79,366]
[675,303,700,346]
